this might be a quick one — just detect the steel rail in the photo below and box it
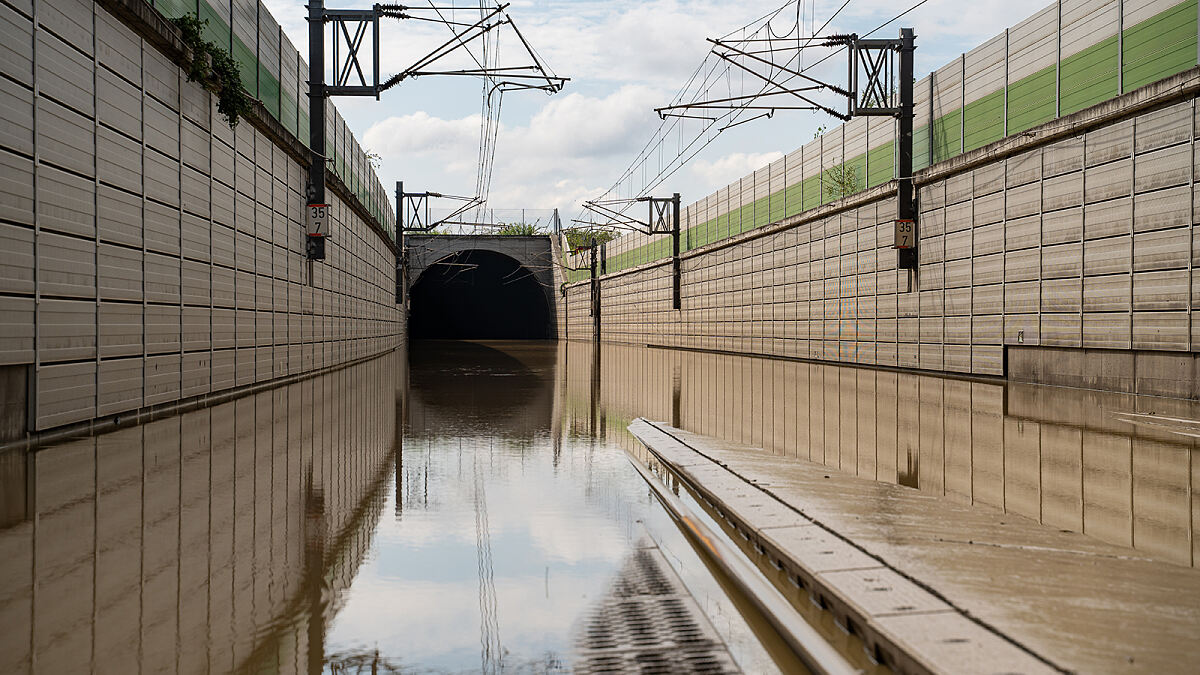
[626,456,858,675]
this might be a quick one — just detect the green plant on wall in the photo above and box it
[824,164,861,200]
[171,13,254,128]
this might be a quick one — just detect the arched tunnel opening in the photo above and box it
[409,249,553,340]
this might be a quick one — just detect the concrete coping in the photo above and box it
[628,417,1200,674]
[629,419,1057,674]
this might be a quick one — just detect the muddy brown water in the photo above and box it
[1,339,1194,673]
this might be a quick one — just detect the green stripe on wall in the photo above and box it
[867,140,894,187]
[912,123,930,171]
[931,108,962,162]
[1006,64,1055,133]
[231,35,258,95]
[801,174,821,212]
[259,69,281,118]
[783,182,803,219]
[1123,0,1197,92]
[963,89,1004,151]
[280,90,298,136]
[155,0,194,20]
[198,3,231,51]
[1060,35,1118,115]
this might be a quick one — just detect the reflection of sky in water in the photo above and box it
[324,432,657,671]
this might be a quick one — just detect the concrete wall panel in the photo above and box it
[1134,185,1190,232]
[1086,158,1133,202]
[96,67,140,138]
[1133,227,1190,271]
[98,302,141,358]
[145,354,181,406]
[1086,120,1133,167]
[0,295,35,364]
[1135,101,1192,154]
[97,357,143,416]
[35,361,96,428]
[38,98,94,177]
[1084,274,1132,311]
[97,243,141,302]
[37,165,94,238]
[1134,143,1191,192]
[37,31,93,116]
[180,352,210,398]
[1084,196,1132,239]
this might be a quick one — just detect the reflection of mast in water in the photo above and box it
[474,443,502,674]
[397,347,411,521]
[588,343,600,438]
[672,362,682,428]
[396,438,433,517]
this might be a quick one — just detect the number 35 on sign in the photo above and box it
[894,219,914,249]
[308,203,329,236]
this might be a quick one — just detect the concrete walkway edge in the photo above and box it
[629,418,1063,675]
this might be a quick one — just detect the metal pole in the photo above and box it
[847,37,856,118]
[671,192,681,310]
[307,0,326,260]
[589,238,599,342]
[400,180,410,303]
[897,28,917,274]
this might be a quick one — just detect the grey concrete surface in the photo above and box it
[630,418,1200,674]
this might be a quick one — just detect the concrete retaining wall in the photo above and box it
[563,69,1200,398]
[0,0,403,435]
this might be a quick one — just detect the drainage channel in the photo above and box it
[626,454,860,675]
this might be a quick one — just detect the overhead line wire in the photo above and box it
[581,0,934,234]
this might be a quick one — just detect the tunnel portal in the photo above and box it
[409,249,553,340]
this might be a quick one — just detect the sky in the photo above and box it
[264,0,1052,226]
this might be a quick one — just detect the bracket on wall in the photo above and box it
[323,7,381,98]
[307,1,567,262]
[581,193,683,309]
[654,28,918,278]
[824,29,918,274]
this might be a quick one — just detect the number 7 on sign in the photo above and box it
[308,203,329,236]
[893,219,914,249]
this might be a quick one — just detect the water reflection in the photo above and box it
[565,342,1200,568]
[0,353,399,674]
[10,338,1152,672]
[322,340,668,673]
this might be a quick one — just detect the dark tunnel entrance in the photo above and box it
[409,249,553,340]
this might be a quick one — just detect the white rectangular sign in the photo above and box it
[894,219,914,249]
[307,203,329,236]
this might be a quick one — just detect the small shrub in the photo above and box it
[171,13,253,128]
[496,222,538,235]
[564,227,616,250]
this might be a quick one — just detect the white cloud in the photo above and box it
[362,86,661,209]
[363,110,483,157]
[511,85,660,158]
[266,0,1058,224]
[689,151,784,193]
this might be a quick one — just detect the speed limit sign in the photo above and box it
[307,203,329,236]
